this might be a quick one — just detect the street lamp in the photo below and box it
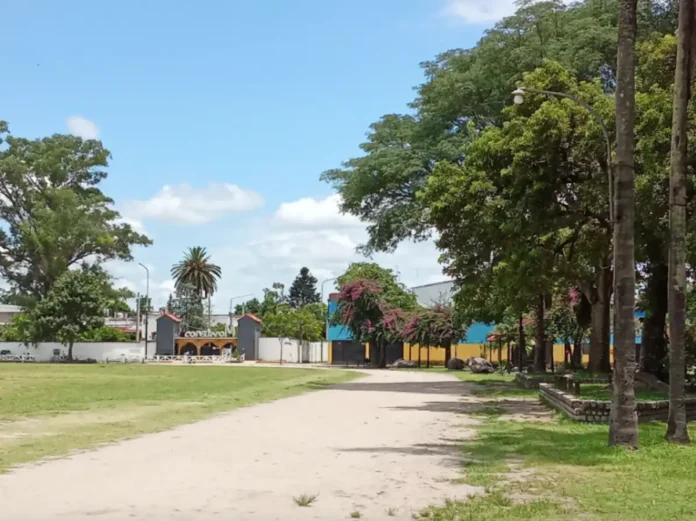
[138,263,150,358]
[320,278,338,363]
[229,294,253,315]
[512,86,613,224]
[512,86,616,369]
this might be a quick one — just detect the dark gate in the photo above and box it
[386,342,403,365]
[331,341,365,366]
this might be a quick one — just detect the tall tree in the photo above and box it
[167,283,205,332]
[337,262,417,310]
[234,298,262,316]
[171,246,221,297]
[665,0,693,444]
[29,265,110,360]
[288,267,320,308]
[0,122,151,299]
[609,0,639,448]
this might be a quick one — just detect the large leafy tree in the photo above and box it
[28,265,110,360]
[335,280,405,368]
[166,283,205,332]
[234,298,262,316]
[261,304,324,341]
[0,122,151,299]
[288,267,320,308]
[402,305,465,364]
[171,246,221,297]
[337,262,417,310]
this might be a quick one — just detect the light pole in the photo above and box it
[138,263,150,358]
[320,278,337,363]
[512,87,615,369]
[229,294,253,336]
[512,87,613,224]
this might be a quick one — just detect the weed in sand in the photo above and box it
[293,493,318,507]
[350,510,362,518]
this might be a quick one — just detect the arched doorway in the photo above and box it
[180,343,197,356]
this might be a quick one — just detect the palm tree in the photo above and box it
[609,0,638,448]
[171,247,222,297]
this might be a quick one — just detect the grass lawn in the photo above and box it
[577,383,673,402]
[421,382,696,521]
[0,364,358,472]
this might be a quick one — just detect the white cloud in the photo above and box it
[114,217,149,237]
[275,194,362,228]
[66,116,100,140]
[442,0,518,23]
[208,194,447,308]
[121,183,264,226]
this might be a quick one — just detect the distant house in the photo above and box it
[0,304,22,325]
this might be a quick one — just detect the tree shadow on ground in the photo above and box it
[335,439,470,469]
[325,380,478,395]
[388,399,548,418]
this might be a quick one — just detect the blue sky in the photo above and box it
[3,0,516,311]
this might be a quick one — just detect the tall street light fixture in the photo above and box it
[512,87,613,224]
[320,278,338,363]
[513,87,616,367]
[138,263,150,358]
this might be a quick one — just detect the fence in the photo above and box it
[258,338,327,363]
[0,342,144,362]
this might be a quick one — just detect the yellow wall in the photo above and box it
[402,343,485,366]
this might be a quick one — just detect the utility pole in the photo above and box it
[135,292,141,343]
[138,263,150,358]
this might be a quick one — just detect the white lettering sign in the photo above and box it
[183,330,230,338]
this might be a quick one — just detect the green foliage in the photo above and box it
[402,305,466,348]
[78,326,133,342]
[0,313,32,342]
[261,304,324,341]
[288,267,320,308]
[28,265,110,356]
[234,297,262,316]
[171,246,221,297]
[337,262,417,311]
[0,122,151,298]
[166,283,205,331]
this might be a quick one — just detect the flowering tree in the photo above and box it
[335,280,404,367]
[403,305,466,366]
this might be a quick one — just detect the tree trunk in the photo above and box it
[518,315,526,371]
[534,294,546,372]
[609,0,639,448]
[666,0,693,444]
[67,341,74,362]
[641,262,668,378]
[427,345,431,368]
[564,340,572,366]
[572,329,585,370]
[588,264,612,373]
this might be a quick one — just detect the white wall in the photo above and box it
[0,342,144,362]
[257,338,327,363]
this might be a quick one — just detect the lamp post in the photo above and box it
[229,294,253,335]
[138,263,150,358]
[321,278,338,363]
[512,87,613,224]
[512,87,615,369]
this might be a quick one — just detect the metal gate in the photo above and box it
[331,341,366,366]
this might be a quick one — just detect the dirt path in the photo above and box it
[0,369,481,521]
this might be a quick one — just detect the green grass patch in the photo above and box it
[0,364,358,472]
[435,417,696,520]
[577,383,672,402]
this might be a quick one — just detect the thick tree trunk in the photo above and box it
[666,0,693,444]
[518,315,526,371]
[572,329,585,370]
[609,0,639,448]
[534,294,546,372]
[588,265,612,373]
[67,341,74,362]
[641,262,668,378]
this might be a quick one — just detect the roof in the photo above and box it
[410,280,455,308]
[240,313,262,324]
[156,312,181,323]
[0,304,22,313]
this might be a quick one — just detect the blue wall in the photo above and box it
[327,300,354,341]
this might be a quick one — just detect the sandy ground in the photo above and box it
[0,369,482,521]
